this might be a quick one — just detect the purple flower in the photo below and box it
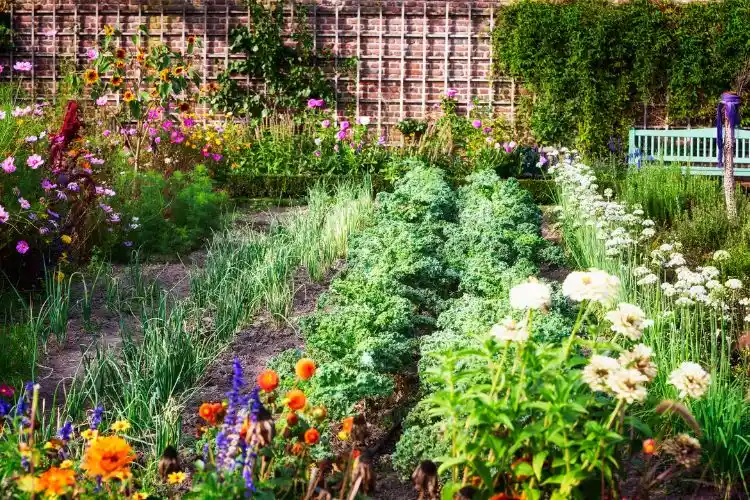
[162,120,174,131]
[340,120,350,131]
[124,241,133,247]
[336,130,346,141]
[109,214,121,223]
[67,182,79,192]
[2,156,15,173]
[41,179,56,190]
[183,117,195,127]
[0,205,9,223]
[46,209,59,219]
[483,127,492,135]
[147,108,161,121]
[378,135,386,146]
[321,119,331,129]
[18,197,30,209]
[86,48,98,61]
[539,155,548,166]
[14,61,32,72]
[445,88,458,98]
[314,150,321,157]
[104,188,115,197]
[472,120,482,129]
[56,190,67,201]
[90,157,104,165]
[307,98,325,108]
[16,240,29,254]
[99,203,113,214]
[95,96,108,106]
[170,130,185,144]
[39,227,48,235]
[26,154,43,169]
[57,421,73,442]
[212,153,223,161]
[102,129,111,137]
[90,406,104,429]
[154,137,161,144]
[24,135,38,143]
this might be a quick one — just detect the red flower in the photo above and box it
[295,358,316,380]
[304,428,320,445]
[643,438,656,455]
[0,384,14,398]
[286,413,299,426]
[342,416,354,433]
[257,370,279,392]
[198,402,225,426]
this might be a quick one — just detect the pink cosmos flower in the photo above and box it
[2,156,15,173]
[16,240,29,254]
[26,154,43,169]
[314,150,321,157]
[0,205,8,223]
[14,61,32,72]
[340,121,350,131]
[321,119,331,129]
[18,197,30,209]
[96,96,108,106]
[445,88,458,98]
[472,120,482,128]
[41,179,56,190]
[336,130,346,141]
[87,48,98,60]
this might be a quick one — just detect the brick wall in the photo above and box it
[3,0,518,136]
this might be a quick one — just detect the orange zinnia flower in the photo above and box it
[342,416,354,433]
[304,428,320,445]
[291,442,305,455]
[643,438,656,455]
[81,435,135,481]
[198,402,225,426]
[286,389,306,411]
[295,358,316,380]
[257,369,279,392]
[38,467,75,496]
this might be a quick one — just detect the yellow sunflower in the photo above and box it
[123,89,135,103]
[103,25,115,37]
[83,68,99,85]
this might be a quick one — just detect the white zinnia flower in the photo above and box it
[607,368,649,404]
[726,279,743,290]
[619,343,657,381]
[605,303,653,341]
[490,317,529,343]
[668,362,710,399]
[562,269,620,304]
[509,280,552,311]
[583,355,620,392]
[713,250,730,262]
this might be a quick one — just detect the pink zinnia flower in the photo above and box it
[14,61,32,72]
[2,156,15,173]
[321,119,331,129]
[16,240,29,254]
[314,150,321,157]
[472,120,482,128]
[340,121,350,131]
[26,154,43,169]
[336,130,346,141]
[212,153,222,161]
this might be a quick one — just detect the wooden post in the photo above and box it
[721,97,738,221]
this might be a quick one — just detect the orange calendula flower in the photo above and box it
[16,475,43,493]
[81,435,135,481]
[257,369,279,392]
[84,68,99,85]
[286,389,306,411]
[643,438,656,455]
[295,358,316,380]
[111,76,123,87]
[167,471,187,484]
[123,90,136,103]
[198,402,225,426]
[38,466,75,496]
[115,47,127,59]
[304,428,320,445]
[291,442,305,455]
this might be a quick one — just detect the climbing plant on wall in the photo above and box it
[493,0,750,153]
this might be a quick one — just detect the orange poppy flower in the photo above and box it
[304,428,320,445]
[81,435,135,481]
[257,369,279,392]
[342,416,354,433]
[38,467,76,496]
[286,389,306,411]
[295,358,316,380]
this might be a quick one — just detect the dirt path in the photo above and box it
[180,264,337,437]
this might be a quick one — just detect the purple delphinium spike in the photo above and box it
[90,405,104,429]
[225,358,246,427]
[58,421,74,441]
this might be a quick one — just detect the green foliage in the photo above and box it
[206,0,332,117]
[493,0,750,152]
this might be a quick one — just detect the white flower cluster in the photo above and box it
[582,344,656,404]
[550,154,656,257]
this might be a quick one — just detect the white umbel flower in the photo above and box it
[668,362,710,399]
[605,303,653,341]
[637,274,658,286]
[726,279,743,290]
[562,269,620,304]
[607,368,649,404]
[583,355,620,392]
[713,250,730,262]
[509,280,552,311]
[490,317,529,343]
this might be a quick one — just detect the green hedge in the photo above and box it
[494,0,750,152]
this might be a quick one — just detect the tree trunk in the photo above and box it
[723,111,738,221]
